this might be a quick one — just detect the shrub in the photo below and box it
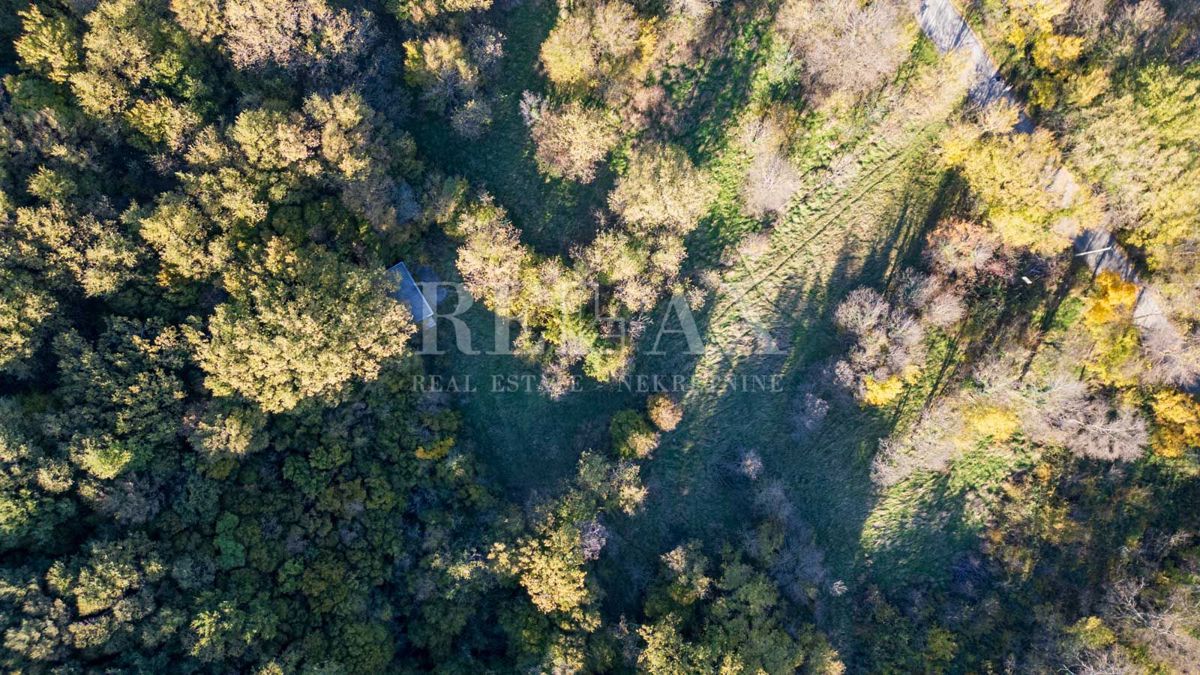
[965,406,1020,444]
[862,376,905,407]
[647,393,683,431]
[608,142,715,236]
[539,0,644,96]
[610,409,660,459]
[1151,391,1200,459]
[776,0,915,104]
[584,343,633,383]
[1083,271,1138,327]
[450,99,492,139]
[521,94,619,182]
[403,35,479,112]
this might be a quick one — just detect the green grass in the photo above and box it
[425,287,639,494]
[407,0,613,257]
[859,441,1035,589]
[597,114,966,613]
[416,0,1008,627]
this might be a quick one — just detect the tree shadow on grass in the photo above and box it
[406,0,615,258]
[596,168,957,614]
[856,471,978,588]
[423,270,639,500]
[663,0,778,163]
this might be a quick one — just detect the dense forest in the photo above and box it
[0,0,1198,671]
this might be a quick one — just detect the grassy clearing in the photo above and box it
[418,0,996,621]
[425,285,639,496]
[854,267,1100,592]
[408,0,613,256]
[860,441,1037,588]
[601,108,968,615]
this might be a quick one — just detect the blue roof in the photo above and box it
[387,261,435,328]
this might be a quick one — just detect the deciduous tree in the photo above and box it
[195,238,414,412]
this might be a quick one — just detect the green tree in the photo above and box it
[610,409,659,459]
[14,4,81,84]
[0,267,60,378]
[386,0,492,23]
[0,398,76,554]
[187,592,280,662]
[1069,64,1200,270]
[195,238,415,412]
[52,318,188,481]
[522,94,620,183]
[638,549,828,674]
[403,35,479,112]
[70,0,213,149]
[539,0,647,99]
[3,202,138,297]
[136,193,231,282]
[608,142,715,237]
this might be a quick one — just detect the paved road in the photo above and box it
[916,0,1197,391]
[916,0,1024,113]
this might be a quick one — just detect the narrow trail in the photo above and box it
[916,0,1198,392]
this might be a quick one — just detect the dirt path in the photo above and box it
[915,0,1197,392]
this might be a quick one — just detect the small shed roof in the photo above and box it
[387,261,435,328]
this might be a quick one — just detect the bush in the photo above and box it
[834,286,928,405]
[924,218,1010,283]
[965,406,1020,444]
[539,0,644,97]
[450,99,492,139]
[521,94,619,182]
[608,142,715,236]
[862,376,905,407]
[610,409,660,459]
[647,394,683,431]
[741,118,802,218]
[403,35,479,111]
[1151,391,1200,459]
[776,0,915,105]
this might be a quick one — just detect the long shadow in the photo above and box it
[596,163,955,616]
[664,0,778,163]
[1017,256,1081,381]
[405,0,614,258]
[856,455,1200,671]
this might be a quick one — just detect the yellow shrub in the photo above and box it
[540,20,592,89]
[967,406,1020,443]
[1083,324,1140,388]
[1068,616,1117,650]
[1084,271,1138,327]
[631,21,658,83]
[1031,33,1084,73]
[415,437,454,461]
[939,122,981,166]
[1080,272,1143,387]
[863,376,905,407]
[1005,24,1029,50]
[1009,0,1070,32]
[1068,68,1111,107]
[1150,391,1200,458]
[1033,462,1054,483]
